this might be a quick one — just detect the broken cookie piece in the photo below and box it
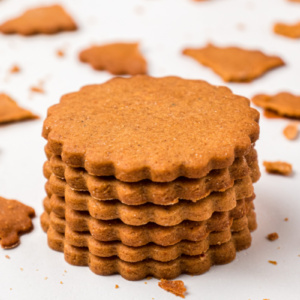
[252,92,300,118]
[0,5,77,36]
[158,279,187,298]
[263,161,292,176]
[182,44,284,82]
[79,42,147,75]
[0,93,39,124]
[0,197,35,249]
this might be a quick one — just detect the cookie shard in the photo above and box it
[252,92,300,118]
[42,76,260,182]
[0,93,39,124]
[0,5,77,36]
[263,161,292,176]
[182,44,284,82]
[44,145,260,204]
[0,197,35,249]
[79,43,147,75]
[274,21,300,38]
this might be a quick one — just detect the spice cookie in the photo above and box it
[43,76,260,182]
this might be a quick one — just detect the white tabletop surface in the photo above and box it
[0,0,300,299]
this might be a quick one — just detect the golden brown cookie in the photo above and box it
[0,197,35,249]
[252,92,300,118]
[274,21,300,38]
[43,76,259,182]
[44,145,260,204]
[182,44,284,82]
[79,43,147,75]
[45,205,254,247]
[43,172,255,224]
[41,211,254,262]
[0,5,77,36]
[0,93,39,124]
[41,215,254,280]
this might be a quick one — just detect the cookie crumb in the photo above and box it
[60,281,63,284]
[284,218,289,222]
[144,282,147,284]
[10,65,21,73]
[64,270,67,273]
[56,49,65,57]
[30,86,45,94]
[267,232,279,241]
[10,288,12,291]
[158,279,186,298]
[115,284,119,289]
[263,161,292,176]
[268,260,277,265]
[5,255,10,259]
[44,277,48,280]
[283,122,299,140]
[20,268,23,271]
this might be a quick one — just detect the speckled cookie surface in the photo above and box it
[0,5,77,36]
[183,44,284,82]
[43,76,259,182]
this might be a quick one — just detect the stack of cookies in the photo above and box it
[41,76,260,280]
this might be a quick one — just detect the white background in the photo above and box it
[0,0,300,299]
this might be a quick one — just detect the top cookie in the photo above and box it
[0,5,77,36]
[43,76,259,182]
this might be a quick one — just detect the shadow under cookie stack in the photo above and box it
[40,76,260,280]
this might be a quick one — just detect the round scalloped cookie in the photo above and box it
[43,76,259,182]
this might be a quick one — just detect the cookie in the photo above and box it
[263,161,292,176]
[42,76,259,182]
[274,21,300,38]
[45,204,254,247]
[252,92,300,118]
[0,93,39,124]
[182,44,284,82]
[0,5,77,36]
[0,196,35,249]
[44,146,260,204]
[41,212,254,262]
[44,175,255,226]
[41,221,253,280]
[79,43,147,75]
